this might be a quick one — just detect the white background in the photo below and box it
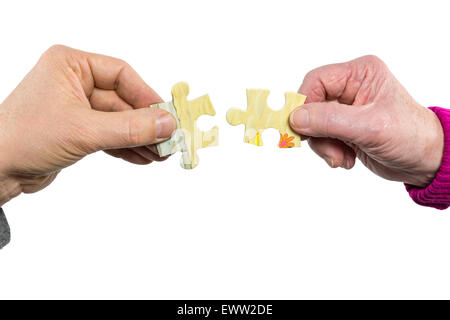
[0,0,450,299]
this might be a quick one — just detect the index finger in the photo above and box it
[299,56,377,105]
[83,51,162,108]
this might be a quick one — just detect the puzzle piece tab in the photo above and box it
[151,82,219,169]
[226,89,306,148]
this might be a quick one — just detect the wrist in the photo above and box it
[417,108,445,186]
[405,106,450,209]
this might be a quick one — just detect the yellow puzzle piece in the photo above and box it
[151,82,219,169]
[226,89,306,147]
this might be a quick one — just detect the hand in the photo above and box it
[0,45,176,205]
[289,55,444,187]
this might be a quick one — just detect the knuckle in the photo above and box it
[115,59,132,74]
[38,45,74,69]
[323,104,337,136]
[360,55,386,68]
[126,118,143,146]
[125,115,152,147]
[113,60,131,90]
[121,60,132,70]
[304,68,319,82]
[47,44,68,52]
[302,69,326,100]
[42,44,69,58]
[114,57,128,66]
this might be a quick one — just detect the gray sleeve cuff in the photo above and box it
[0,208,11,249]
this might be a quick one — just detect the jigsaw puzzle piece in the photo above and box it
[226,89,270,146]
[172,83,218,169]
[226,88,306,148]
[269,92,306,148]
[151,82,219,169]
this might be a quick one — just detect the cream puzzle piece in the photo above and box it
[150,82,219,169]
[226,89,306,148]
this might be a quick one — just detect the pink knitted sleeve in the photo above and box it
[405,107,450,209]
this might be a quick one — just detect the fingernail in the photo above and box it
[344,159,352,170]
[156,114,176,139]
[290,109,310,129]
[340,159,351,169]
[324,156,335,168]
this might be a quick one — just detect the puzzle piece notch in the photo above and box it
[226,89,306,147]
[151,82,218,169]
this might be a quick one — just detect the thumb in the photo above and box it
[88,108,176,150]
[289,101,371,142]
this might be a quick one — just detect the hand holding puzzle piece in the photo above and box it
[151,82,219,169]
